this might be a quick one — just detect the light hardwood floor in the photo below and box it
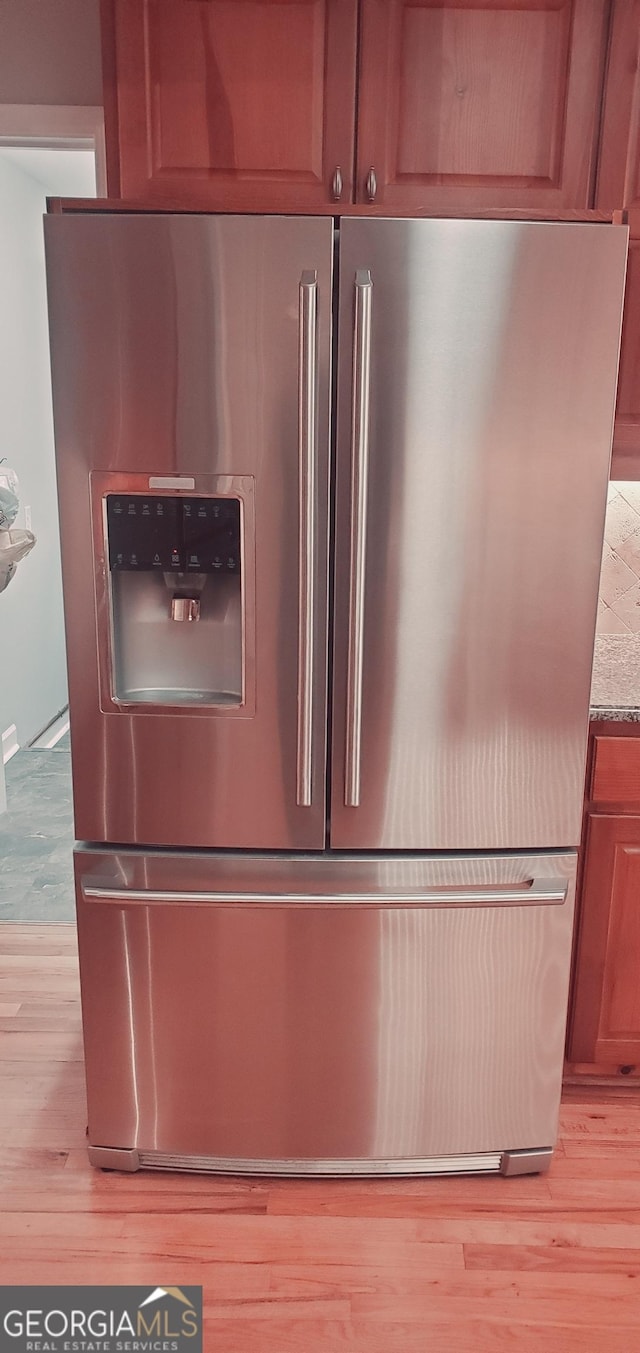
[1,923,640,1352]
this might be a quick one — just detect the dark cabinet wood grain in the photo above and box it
[102,0,358,209]
[355,0,610,211]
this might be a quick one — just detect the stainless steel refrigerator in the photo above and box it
[44,212,627,1177]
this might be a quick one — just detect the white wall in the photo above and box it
[0,153,68,746]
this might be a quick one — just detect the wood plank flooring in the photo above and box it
[1,924,640,1351]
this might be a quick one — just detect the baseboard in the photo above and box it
[2,724,19,764]
[29,711,70,750]
[28,705,68,748]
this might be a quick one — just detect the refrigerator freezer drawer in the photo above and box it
[75,849,576,1173]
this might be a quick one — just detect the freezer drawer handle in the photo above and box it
[297,269,318,807]
[82,878,568,907]
[345,268,373,807]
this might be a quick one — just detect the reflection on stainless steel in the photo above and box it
[45,212,627,1177]
[75,848,576,1168]
[331,219,628,848]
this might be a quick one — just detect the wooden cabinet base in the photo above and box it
[565,1062,640,1086]
[569,812,640,1066]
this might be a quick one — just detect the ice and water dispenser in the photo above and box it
[106,494,243,706]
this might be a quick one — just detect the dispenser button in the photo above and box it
[106,492,180,571]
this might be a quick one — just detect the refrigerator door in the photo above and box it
[45,214,333,849]
[331,218,628,850]
[75,847,576,1174]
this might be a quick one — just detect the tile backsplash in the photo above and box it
[598,483,640,633]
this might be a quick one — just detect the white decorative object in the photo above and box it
[0,464,36,592]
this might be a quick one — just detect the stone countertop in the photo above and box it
[590,634,640,722]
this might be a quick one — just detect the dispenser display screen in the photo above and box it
[106,495,241,574]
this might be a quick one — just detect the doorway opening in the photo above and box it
[0,113,100,919]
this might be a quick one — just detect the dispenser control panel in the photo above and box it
[106,495,241,574]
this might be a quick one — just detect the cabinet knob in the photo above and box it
[365,167,377,202]
[331,166,343,201]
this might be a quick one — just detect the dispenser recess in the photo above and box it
[106,494,243,707]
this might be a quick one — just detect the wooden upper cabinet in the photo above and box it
[595,0,640,474]
[595,0,640,223]
[355,0,610,212]
[102,0,358,208]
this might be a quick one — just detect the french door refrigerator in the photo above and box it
[44,212,627,1177]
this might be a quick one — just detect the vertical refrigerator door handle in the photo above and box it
[297,270,318,807]
[345,269,373,808]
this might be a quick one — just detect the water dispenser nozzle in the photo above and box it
[170,596,201,622]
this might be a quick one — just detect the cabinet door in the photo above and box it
[356,0,609,212]
[103,0,357,208]
[570,814,640,1065]
[595,0,640,474]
